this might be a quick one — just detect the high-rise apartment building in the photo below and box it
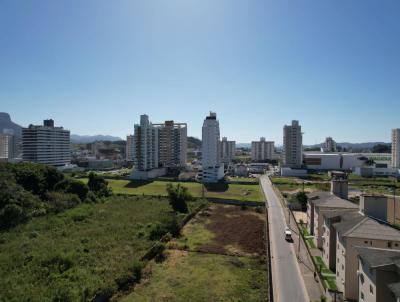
[0,130,17,160]
[220,137,236,164]
[132,114,159,172]
[201,112,224,182]
[392,128,400,169]
[126,135,134,161]
[283,120,303,168]
[22,119,70,166]
[154,121,187,168]
[251,137,274,162]
[322,137,337,152]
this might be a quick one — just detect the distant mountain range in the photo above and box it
[70,134,123,144]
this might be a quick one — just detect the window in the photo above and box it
[337,271,339,276]
[360,273,364,284]
[388,241,393,248]
[395,243,399,247]
[364,241,368,244]
[361,292,365,301]
[370,285,373,294]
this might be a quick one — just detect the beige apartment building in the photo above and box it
[251,137,274,162]
[335,216,400,300]
[356,246,400,302]
[307,191,358,249]
[321,210,360,271]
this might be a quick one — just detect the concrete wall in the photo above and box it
[387,196,400,225]
[360,195,388,221]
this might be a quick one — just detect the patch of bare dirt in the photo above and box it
[196,205,265,256]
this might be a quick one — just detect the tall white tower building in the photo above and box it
[283,120,303,168]
[0,130,17,160]
[126,135,134,162]
[392,128,400,169]
[201,112,224,182]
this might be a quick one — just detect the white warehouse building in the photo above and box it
[303,152,392,172]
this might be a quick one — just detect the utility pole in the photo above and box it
[202,183,205,199]
[297,230,301,259]
[393,186,396,225]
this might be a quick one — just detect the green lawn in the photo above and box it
[312,256,337,290]
[78,178,264,202]
[121,251,267,302]
[271,177,330,192]
[0,196,201,301]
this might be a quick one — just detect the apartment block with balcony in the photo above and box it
[0,130,18,160]
[283,120,303,168]
[154,120,187,168]
[251,137,274,162]
[220,137,235,164]
[392,128,400,169]
[126,134,134,162]
[22,119,70,167]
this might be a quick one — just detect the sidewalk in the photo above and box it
[285,208,325,301]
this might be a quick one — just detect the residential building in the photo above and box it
[0,130,17,160]
[220,137,236,164]
[307,191,358,249]
[126,135,134,161]
[392,129,400,169]
[335,216,400,300]
[22,119,70,167]
[283,120,303,168]
[251,137,274,162]
[130,115,164,179]
[356,246,400,302]
[200,112,224,183]
[154,120,187,168]
[322,137,337,152]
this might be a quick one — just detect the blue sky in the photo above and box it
[0,0,399,144]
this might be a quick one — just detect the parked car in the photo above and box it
[284,227,292,241]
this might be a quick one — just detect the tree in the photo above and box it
[87,173,112,197]
[166,183,190,213]
[372,144,391,153]
[295,191,308,211]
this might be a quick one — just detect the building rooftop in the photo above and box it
[308,192,358,210]
[356,246,400,269]
[321,208,359,220]
[335,216,400,241]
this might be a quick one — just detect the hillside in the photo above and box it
[0,112,22,137]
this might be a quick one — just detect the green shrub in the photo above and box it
[166,183,190,213]
[46,191,81,213]
[54,179,89,201]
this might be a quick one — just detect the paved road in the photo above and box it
[261,175,309,302]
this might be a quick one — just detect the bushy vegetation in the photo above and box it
[0,162,112,230]
[0,195,201,301]
[166,183,191,213]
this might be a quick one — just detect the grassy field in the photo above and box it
[78,178,264,202]
[271,176,330,193]
[121,205,268,302]
[0,195,201,301]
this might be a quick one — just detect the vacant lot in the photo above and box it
[121,205,268,302]
[78,178,264,202]
[0,196,201,301]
